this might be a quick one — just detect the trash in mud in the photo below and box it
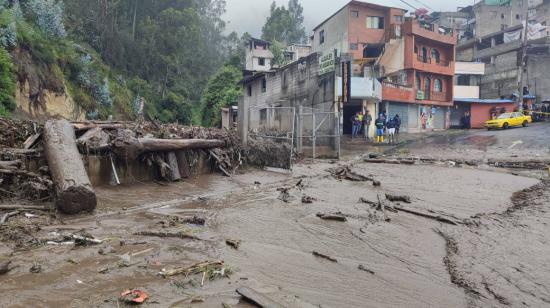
[191,296,205,303]
[236,287,285,308]
[226,239,241,249]
[358,264,375,275]
[98,245,116,255]
[301,195,316,204]
[329,165,380,186]
[312,251,338,263]
[120,289,149,305]
[159,260,225,278]
[160,215,206,227]
[0,259,12,275]
[29,262,42,273]
[316,213,347,222]
[277,186,293,203]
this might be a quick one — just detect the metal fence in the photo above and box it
[296,109,341,159]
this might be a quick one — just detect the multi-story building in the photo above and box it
[245,38,274,72]
[378,18,457,132]
[456,0,549,105]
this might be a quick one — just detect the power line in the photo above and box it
[398,0,418,11]
[410,0,435,11]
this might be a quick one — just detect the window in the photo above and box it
[258,57,265,66]
[350,43,358,50]
[414,45,418,54]
[351,10,359,18]
[366,16,384,29]
[415,73,421,89]
[320,30,325,44]
[431,48,440,63]
[247,85,252,96]
[261,78,267,93]
[421,47,428,63]
[394,15,403,23]
[434,79,442,92]
[516,14,520,20]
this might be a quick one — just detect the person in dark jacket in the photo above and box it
[351,112,361,138]
[386,117,396,144]
[363,110,373,141]
[394,114,401,142]
[375,115,386,143]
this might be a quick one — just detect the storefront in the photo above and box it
[454,98,517,129]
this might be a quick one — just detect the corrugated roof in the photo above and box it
[454,98,515,104]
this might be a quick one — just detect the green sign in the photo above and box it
[319,53,335,75]
[416,90,425,100]
[484,0,511,5]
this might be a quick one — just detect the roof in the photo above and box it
[250,37,271,45]
[454,98,515,104]
[312,0,407,31]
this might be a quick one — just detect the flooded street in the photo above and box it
[1,124,550,307]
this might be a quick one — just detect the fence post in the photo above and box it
[337,111,341,159]
[312,113,316,159]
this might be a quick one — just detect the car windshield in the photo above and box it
[497,113,511,119]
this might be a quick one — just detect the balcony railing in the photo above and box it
[429,91,449,101]
[416,55,451,67]
[381,81,413,90]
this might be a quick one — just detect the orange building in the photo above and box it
[379,18,457,132]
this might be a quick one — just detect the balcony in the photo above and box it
[455,62,485,75]
[336,76,382,99]
[382,81,415,103]
[416,90,452,104]
[404,20,457,45]
[429,91,450,102]
[412,55,454,76]
[454,85,480,99]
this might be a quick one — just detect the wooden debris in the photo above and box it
[0,211,19,224]
[393,205,460,226]
[175,151,191,178]
[226,239,241,249]
[236,287,285,308]
[301,195,316,204]
[134,230,200,240]
[23,133,42,149]
[43,119,97,214]
[0,205,49,211]
[165,152,182,181]
[358,264,375,275]
[359,197,377,207]
[316,213,347,222]
[385,194,412,203]
[364,158,415,165]
[0,160,22,169]
[77,127,110,152]
[159,260,224,277]
[312,251,338,263]
[208,149,231,177]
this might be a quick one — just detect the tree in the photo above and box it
[0,46,15,116]
[201,64,242,127]
[261,0,306,44]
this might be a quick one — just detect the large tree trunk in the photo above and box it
[114,131,225,159]
[43,120,97,214]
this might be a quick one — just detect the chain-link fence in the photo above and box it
[296,109,341,159]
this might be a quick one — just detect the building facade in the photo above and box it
[245,38,274,72]
[378,18,457,132]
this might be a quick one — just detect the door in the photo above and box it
[424,78,431,100]
[388,102,409,132]
[343,104,362,135]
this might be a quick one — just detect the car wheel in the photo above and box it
[503,123,509,129]
[522,120,528,127]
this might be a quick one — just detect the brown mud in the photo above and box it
[1,154,546,307]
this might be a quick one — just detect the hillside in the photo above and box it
[0,0,243,126]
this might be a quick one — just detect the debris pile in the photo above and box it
[243,137,292,169]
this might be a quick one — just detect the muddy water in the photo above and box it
[0,163,542,307]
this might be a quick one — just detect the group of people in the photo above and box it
[351,111,401,144]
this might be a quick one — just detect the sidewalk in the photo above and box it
[340,129,468,158]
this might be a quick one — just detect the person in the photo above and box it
[386,117,396,144]
[351,112,360,138]
[394,114,401,140]
[375,115,386,143]
[363,110,373,141]
[358,112,364,135]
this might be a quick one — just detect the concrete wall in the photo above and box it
[527,54,550,100]
[470,103,516,128]
[312,8,349,58]
[454,86,480,99]
[480,51,519,98]
[474,0,524,37]
[455,61,485,75]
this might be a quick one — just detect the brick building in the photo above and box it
[378,18,457,132]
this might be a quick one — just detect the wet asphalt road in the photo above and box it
[396,122,550,160]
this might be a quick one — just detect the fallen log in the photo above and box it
[134,230,199,240]
[113,132,225,159]
[72,122,130,131]
[0,168,43,178]
[316,213,347,222]
[208,149,231,177]
[312,251,338,262]
[0,160,22,169]
[358,264,375,275]
[43,119,97,214]
[393,205,459,226]
[159,260,224,277]
[236,287,285,308]
[77,127,110,152]
[385,194,412,203]
[0,205,49,211]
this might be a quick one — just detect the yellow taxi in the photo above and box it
[485,112,532,130]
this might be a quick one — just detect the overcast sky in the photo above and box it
[223,0,478,36]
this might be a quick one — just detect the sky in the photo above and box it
[223,0,477,36]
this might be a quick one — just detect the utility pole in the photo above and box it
[518,0,529,111]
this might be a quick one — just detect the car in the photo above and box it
[485,112,532,130]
